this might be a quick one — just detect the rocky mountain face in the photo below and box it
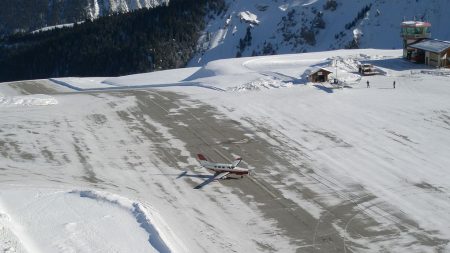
[0,0,167,36]
[189,0,450,66]
[1,0,450,69]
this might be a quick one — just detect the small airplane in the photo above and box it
[192,154,251,189]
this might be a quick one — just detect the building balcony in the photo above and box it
[400,32,431,39]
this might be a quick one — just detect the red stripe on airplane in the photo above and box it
[197,154,207,161]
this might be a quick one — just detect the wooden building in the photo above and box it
[309,68,333,83]
[408,39,450,68]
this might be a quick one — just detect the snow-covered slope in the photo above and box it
[0,0,167,35]
[190,0,450,66]
[85,0,168,19]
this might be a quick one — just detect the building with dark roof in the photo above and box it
[308,68,333,83]
[408,40,450,67]
[401,21,450,68]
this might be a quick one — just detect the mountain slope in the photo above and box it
[1,0,450,82]
[0,0,226,82]
[0,0,168,36]
[190,0,450,66]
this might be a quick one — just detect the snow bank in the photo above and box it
[0,94,57,107]
[49,68,201,91]
[71,190,172,253]
[50,77,112,90]
[228,76,293,92]
[0,198,43,253]
[0,188,175,253]
[103,67,200,87]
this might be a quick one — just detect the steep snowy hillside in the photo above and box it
[190,0,450,66]
[85,0,169,18]
[0,0,167,36]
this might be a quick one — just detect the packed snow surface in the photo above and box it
[2,48,450,252]
[0,94,57,107]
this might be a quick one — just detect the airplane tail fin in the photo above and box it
[197,154,210,167]
[232,157,242,167]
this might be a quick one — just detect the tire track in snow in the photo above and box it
[127,90,347,252]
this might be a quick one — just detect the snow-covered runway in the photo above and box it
[1,49,450,252]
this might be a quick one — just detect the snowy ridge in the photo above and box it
[71,190,172,253]
[31,22,84,34]
[86,0,169,19]
[0,204,39,253]
[0,0,168,36]
[238,11,260,25]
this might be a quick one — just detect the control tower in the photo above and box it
[401,21,431,60]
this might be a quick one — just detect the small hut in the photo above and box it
[309,68,333,83]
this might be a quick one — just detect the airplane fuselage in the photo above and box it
[196,154,249,181]
[205,166,249,175]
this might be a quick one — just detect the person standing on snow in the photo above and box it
[366,80,370,88]
[393,81,396,89]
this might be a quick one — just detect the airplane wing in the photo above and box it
[194,176,215,189]
[213,171,230,180]
[194,171,229,189]
[232,157,242,167]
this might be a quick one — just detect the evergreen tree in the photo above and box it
[0,0,226,82]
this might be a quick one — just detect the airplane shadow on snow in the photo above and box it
[177,171,239,189]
